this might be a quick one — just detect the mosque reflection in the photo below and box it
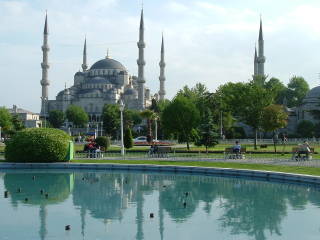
[3,171,320,240]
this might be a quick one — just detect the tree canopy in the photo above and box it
[48,110,65,128]
[162,96,200,150]
[65,105,88,127]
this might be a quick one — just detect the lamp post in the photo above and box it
[119,100,125,156]
[155,117,158,141]
[0,126,2,142]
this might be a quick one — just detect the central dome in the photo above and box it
[90,57,126,70]
[303,86,320,104]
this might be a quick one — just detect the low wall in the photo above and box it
[0,162,320,186]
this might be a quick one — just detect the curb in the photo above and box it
[1,162,320,186]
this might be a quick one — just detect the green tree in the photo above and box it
[124,109,142,128]
[195,109,219,152]
[140,109,156,143]
[286,76,309,107]
[95,136,110,151]
[162,96,200,150]
[11,115,25,132]
[65,105,88,127]
[0,107,13,133]
[48,110,65,128]
[296,120,314,138]
[265,77,287,104]
[124,128,133,149]
[102,104,120,139]
[261,104,288,152]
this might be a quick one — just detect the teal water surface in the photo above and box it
[0,170,320,240]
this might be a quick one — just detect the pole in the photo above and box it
[120,109,124,156]
[0,126,2,142]
[155,119,158,141]
[220,111,223,139]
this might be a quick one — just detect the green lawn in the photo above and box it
[71,159,320,176]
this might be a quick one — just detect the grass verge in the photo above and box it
[71,159,320,176]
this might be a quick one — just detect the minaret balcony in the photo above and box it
[40,79,50,85]
[137,59,146,66]
[41,63,50,68]
[137,42,146,48]
[41,45,50,51]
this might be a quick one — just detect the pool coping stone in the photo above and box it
[0,162,320,185]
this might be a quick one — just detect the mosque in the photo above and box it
[40,10,166,122]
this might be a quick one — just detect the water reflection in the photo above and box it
[2,171,320,240]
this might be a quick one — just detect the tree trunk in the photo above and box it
[147,119,152,143]
[254,129,258,150]
[186,141,190,151]
[273,131,277,153]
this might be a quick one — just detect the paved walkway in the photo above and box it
[1,153,320,167]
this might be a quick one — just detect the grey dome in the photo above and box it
[124,88,137,95]
[75,71,84,76]
[303,86,320,104]
[90,58,126,70]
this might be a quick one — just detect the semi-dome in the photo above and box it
[124,88,137,96]
[90,57,126,70]
[303,86,320,104]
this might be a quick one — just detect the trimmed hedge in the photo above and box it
[95,136,110,150]
[5,128,71,162]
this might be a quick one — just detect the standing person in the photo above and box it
[281,132,288,155]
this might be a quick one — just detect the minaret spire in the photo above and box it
[40,11,50,117]
[254,45,258,76]
[137,9,146,109]
[257,16,265,76]
[158,34,166,101]
[82,37,88,72]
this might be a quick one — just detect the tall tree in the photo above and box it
[261,104,288,152]
[286,76,309,107]
[0,107,13,133]
[140,109,156,143]
[265,77,287,104]
[195,109,219,153]
[102,104,120,139]
[124,128,133,149]
[11,115,25,132]
[65,105,88,127]
[48,110,65,128]
[162,96,200,150]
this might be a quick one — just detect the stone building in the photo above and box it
[40,10,166,123]
[8,105,42,128]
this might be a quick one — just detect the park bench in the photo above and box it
[224,147,246,160]
[291,147,314,161]
[148,146,171,158]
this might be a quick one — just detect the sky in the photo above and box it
[1,0,320,113]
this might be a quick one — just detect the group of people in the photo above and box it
[84,140,102,158]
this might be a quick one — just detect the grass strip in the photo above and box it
[71,159,320,176]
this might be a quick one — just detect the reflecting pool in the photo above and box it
[0,170,320,240]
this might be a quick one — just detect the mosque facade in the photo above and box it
[40,10,166,122]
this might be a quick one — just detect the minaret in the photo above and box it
[254,46,258,76]
[158,34,166,101]
[40,12,50,116]
[257,18,265,76]
[82,37,88,72]
[137,9,146,110]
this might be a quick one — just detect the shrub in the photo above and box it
[296,120,314,138]
[95,136,110,150]
[5,128,71,162]
[124,128,133,149]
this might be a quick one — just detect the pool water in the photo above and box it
[0,170,320,240]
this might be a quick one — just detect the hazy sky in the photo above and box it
[1,0,320,112]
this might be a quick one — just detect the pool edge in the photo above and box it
[1,162,320,185]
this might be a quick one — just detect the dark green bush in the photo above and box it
[95,136,110,150]
[5,128,71,162]
[124,128,133,149]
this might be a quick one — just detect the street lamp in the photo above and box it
[119,100,125,156]
[154,117,159,141]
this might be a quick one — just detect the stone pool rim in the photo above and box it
[1,162,320,186]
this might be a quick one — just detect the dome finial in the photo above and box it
[106,48,111,59]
